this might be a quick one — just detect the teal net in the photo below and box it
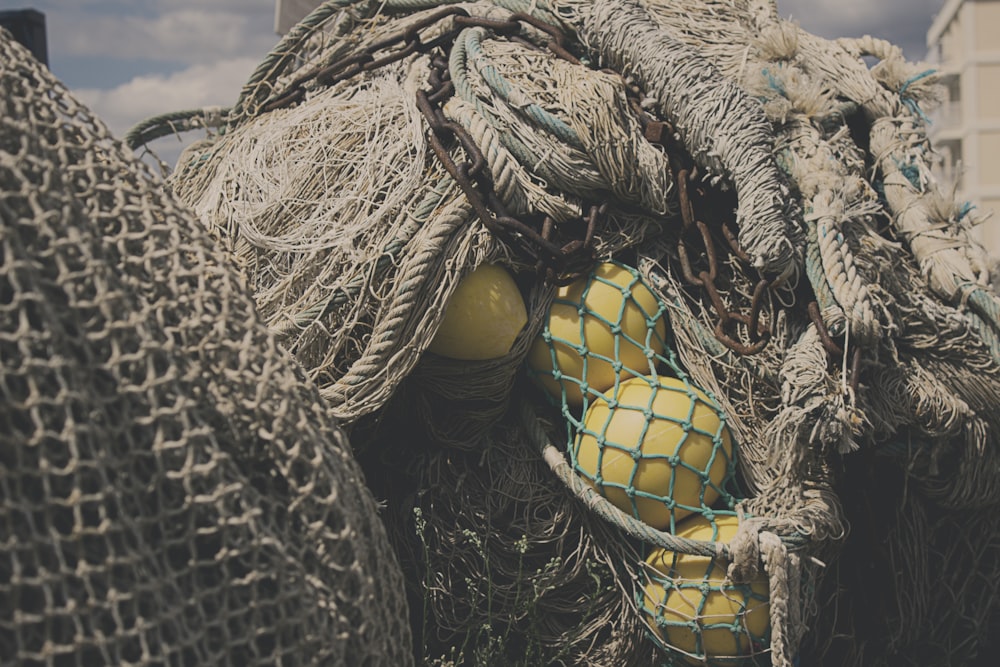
[528,260,761,664]
[639,516,771,666]
[528,260,739,533]
[528,260,671,409]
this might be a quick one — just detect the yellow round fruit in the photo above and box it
[642,515,770,665]
[527,262,667,407]
[427,263,528,360]
[574,376,731,530]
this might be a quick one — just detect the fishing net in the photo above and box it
[527,261,739,533]
[0,29,411,667]
[117,0,1000,665]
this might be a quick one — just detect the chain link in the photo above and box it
[261,7,471,113]
[258,8,846,359]
[633,99,774,356]
[807,301,862,395]
[260,8,601,284]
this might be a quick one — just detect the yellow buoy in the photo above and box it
[642,514,770,665]
[527,262,667,407]
[427,263,528,360]
[574,376,731,530]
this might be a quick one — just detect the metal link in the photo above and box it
[255,7,865,377]
[715,312,770,356]
[261,6,472,114]
[807,299,864,395]
[747,279,769,343]
[723,221,753,266]
[415,30,601,283]
[508,12,581,64]
[258,8,600,283]
[632,74,863,386]
[807,300,844,357]
[674,164,773,355]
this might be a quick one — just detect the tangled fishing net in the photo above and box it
[5,0,1000,664]
[0,28,411,667]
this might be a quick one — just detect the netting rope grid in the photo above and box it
[113,0,1000,664]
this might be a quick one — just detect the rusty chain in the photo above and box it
[260,7,600,284]
[807,301,863,395]
[257,6,865,369]
[634,99,774,356]
[415,30,603,285]
[261,6,472,113]
[640,97,867,388]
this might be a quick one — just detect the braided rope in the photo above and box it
[232,0,373,120]
[810,192,879,342]
[275,176,454,337]
[124,106,229,150]
[561,0,804,282]
[320,186,473,416]
[963,285,1000,364]
[726,518,803,667]
[444,96,583,220]
[965,309,1000,366]
[448,20,673,216]
[803,214,847,335]
[760,532,800,667]
[837,34,904,63]
[462,27,584,150]
[448,26,569,189]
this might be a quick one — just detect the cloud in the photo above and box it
[74,56,260,139]
[51,8,277,65]
[776,0,945,60]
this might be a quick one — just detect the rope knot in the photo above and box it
[726,516,767,584]
[722,517,802,667]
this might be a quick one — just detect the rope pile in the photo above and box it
[38,0,1000,664]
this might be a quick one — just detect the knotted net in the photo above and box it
[0,30,411,667]
[121,0,1000,665]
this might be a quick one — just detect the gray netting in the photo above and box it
[0,29,411,667]
[117,0,1000,665]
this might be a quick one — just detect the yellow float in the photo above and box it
[642,514,770,665]
[527,262,666,407]
[573,376,731,530]
[428,263,527,360]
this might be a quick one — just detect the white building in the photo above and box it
[927,0,1000,253]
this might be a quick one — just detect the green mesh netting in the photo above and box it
[569,375,737,530]
[528,260,758,664]
[529,261,739,532]
[639,515,771,666]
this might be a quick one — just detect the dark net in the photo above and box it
[0,30,411,667]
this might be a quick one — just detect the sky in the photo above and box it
[3,0,948,157]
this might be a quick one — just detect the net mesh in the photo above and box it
[640,516,771,666]
[528,261,739,534]
[0,28,411,667]
[63,0,1000,664]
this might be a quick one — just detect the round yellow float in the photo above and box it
[573,376,731,530]
[427,263,527,360]
[527,262,667,407]
[642,514,770,665]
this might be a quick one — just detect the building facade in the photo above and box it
[927,0,1000,253]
